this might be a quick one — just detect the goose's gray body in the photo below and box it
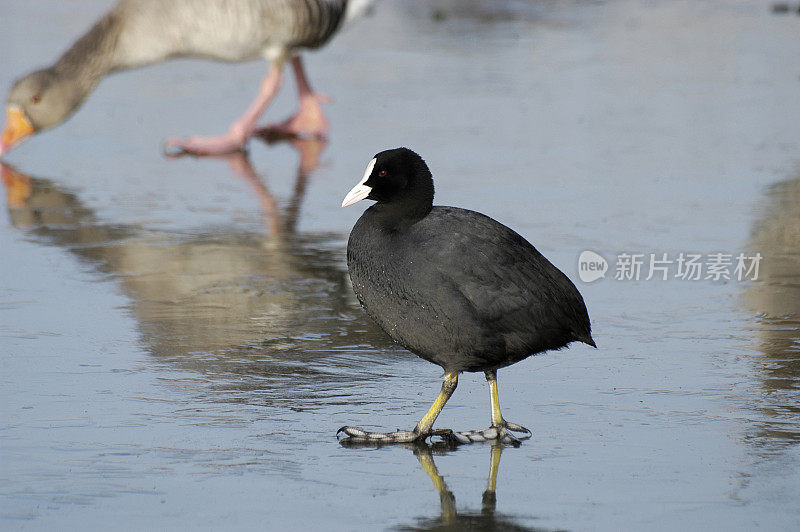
[2,0,373,154]
[105,0,358,68]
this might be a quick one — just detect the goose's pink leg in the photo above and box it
[165,64,283,156]
[262,56,329,138]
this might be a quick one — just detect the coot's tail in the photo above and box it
[578,332,597,348]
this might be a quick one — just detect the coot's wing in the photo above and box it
[413,207,591,346]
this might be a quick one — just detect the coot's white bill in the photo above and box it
[341,158,376,207]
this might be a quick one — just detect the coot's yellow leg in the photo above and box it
[414,372,458,434]
[452,370,532,446]
[337,373,459,443]
[488,370,505,426]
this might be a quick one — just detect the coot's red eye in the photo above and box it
[31,94,41,104]
[378,170,387,177]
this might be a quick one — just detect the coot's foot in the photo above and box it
[336,426,456,444]
[337,426,419,443]
[450,421,532,447]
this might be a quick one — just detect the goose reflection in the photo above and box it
[1,140,399,405]
[396,442,544,531]
[743,175,800,446]
[176,132,325,237]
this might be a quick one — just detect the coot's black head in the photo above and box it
[341,148,434,225]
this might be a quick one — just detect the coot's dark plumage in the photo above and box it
[338,148,595,445]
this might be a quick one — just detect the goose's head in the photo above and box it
[2,68,83,155]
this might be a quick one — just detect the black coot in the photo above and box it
[338,148,595,445]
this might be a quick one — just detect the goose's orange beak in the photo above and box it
[1,107,35,156]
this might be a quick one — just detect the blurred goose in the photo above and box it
[1,0,372,156]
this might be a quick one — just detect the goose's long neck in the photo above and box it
[52,11,123,98]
